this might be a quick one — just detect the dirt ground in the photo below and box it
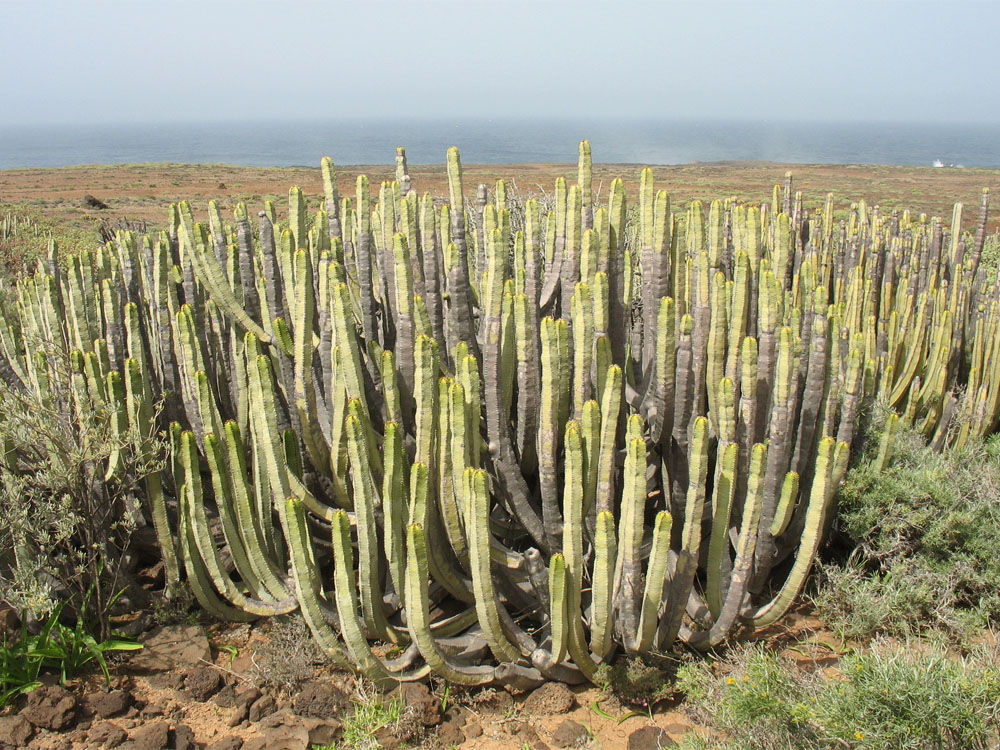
[2,161,999,241]
[1,604,851,750]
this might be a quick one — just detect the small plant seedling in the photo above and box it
[218,645,238,670]
[590,699,618,721]
[439,681,450,716]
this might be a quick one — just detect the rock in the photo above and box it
[436,718,464,747]
[26,734,71,750]
[260,710,295,729]
[464,721,483,739]
[137,561,164,587]
[0,716,34,747]
[248,694,278,723]
[130,625,212,671]
[517,722,541,742]
[184,667,222,701]
[218,183,227,190]
[65,728,90,746]
[228,703,249,727]
[628,726,676,749]
[126,720,169,750]
[523,682,576,715]
[89,721,127,748]
[115,614,154,640]
[391,682,439,727]
[517,723,553,750]
[146,672,185,691]
[372,725,407,749]
[206,738,243,750]
[243,713,310,750]
[550,719,589,748]
[173,724,196,750]
[213,685,238,708]
[234,686,261,708]
[85,690,131,718]
[440,707,466,728]
[476,688,515,714]
[291,682,347,719]
[83,195,109,210]
[302,718,341,745]
[139,703,164,717]
[21,685,77,730]
[659,722,689,737]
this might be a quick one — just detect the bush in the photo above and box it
[813,423,1000,640]
[595,654,680,709]
[0,346,166,640]
[675,641,1000,750]
[978,230,1000,278]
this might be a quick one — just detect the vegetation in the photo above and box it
[321,684,408,750]
[1,599,141,708]
[249,614,328,694]
[0,340,166,639]
[0,207,98,275]
[0,144,997,704]
[814,420,1000,641]
[675,642,1000,749]
[595,654,679,708]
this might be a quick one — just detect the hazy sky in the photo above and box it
[2,0,998,125]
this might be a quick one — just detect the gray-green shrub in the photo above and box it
[814,423,1000,640]
[0,349,165,639]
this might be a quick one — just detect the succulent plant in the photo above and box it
[1,146,994,688]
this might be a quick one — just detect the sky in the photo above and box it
[1,0,998,126]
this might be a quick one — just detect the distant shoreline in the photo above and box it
[3,119,999,170]
[4,159,1000,172]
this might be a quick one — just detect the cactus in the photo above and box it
[2,144,997,689]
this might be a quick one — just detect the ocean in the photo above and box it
[1,119,998,170]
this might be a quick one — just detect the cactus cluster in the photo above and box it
[0,145,995,687]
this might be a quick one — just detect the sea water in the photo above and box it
[1,118,998,170]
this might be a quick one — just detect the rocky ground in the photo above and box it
[0,606,851,750]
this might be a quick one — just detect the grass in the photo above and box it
[675,641,1000,750]
[312,682,410,750]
